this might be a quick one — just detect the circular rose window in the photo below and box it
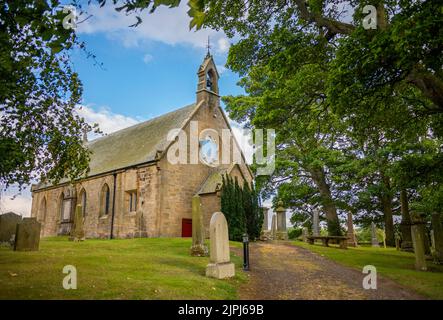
[199,136,218,167]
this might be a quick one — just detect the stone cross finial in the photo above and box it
[206,36,211,57]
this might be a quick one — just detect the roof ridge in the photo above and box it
[88,103,196,145]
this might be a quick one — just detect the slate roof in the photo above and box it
[34,103,197,190]
[86,103,196,176]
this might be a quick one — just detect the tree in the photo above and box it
[221,174,263,241]
[1,0,98,189]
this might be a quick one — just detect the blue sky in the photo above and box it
[0,2,251,216]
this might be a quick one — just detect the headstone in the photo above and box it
[431,212,443,264]
[275,201,288,240]
[302,227,308,242]
[190,195,208,256]
[410,211,427,271]
[0,212,22,243]
[260,207,270,241]
[271,214,277,240]
[346,212,357,247]
[69,205,85,241]
[261,207,269,231]
[14,218,41,251]
[206,212,235,279]
[312,208,320,237]
[371,222,379,247]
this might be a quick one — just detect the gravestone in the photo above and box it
[0,212,22,243]
[69,205,85,241]
[431,212,443,264]
[206,212,235,279]
[14,218,41,251]
[261,207,269,231]
[275,201,288,240]
[312,208,320,237]
[371,222,379,247]
[302,227,308,242]
[346,212,357,247]
[190,195,208,256]
[260,207,270,241]
[410,211,427,271]
[271,214,277,240]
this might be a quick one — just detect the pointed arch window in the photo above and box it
[59,192,71,221]
[79,188,87,217]
[206,70,215,92]
[100,184,111,217]
[39,197,47,222]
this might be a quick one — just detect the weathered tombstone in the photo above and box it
[206,212,235,279]
[271,214,277,240]
[261,207,269,231]
[275,201,288,240]
[371,222,379,247]
[260,207,270,241]
[14,218,41,251]
[301,227,308,242]
[431,212,443,264]
[346,212,357,247]
[190,195,208,256]
[312,208,320,237]
[410,211,427,271]
[69,205,85,241]
[0,212,22,244]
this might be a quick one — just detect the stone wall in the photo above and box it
[31,104,252,239]
[157,103,252,237]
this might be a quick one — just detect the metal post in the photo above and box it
[243,233,250,271]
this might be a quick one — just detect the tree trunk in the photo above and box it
[407,68,443,112]
[431,212,443,263]
[400,189,413,251]
[309,167,341,236]
[379,175,395,246]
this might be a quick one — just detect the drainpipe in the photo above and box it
[110,173,117,239]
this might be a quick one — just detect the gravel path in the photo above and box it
[235,242,425,300]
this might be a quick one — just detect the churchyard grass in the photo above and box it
[292,241,443,299]
[0,237,246,299]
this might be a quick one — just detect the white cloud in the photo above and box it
[216,65,228,75]
[0,187,32,217]
[76,105,141,139]
[142,53,153,64]
[77,2,230,53]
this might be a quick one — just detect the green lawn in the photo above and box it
[292,241,443,299]
[0,237,246,300]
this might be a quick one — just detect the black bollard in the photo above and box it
[243,233,250,271]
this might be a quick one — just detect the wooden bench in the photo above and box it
[306,236,349,249]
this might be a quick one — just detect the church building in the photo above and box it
[30,54,253,239]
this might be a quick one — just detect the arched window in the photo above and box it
[100,184,111,217]
[39,197,47,222]
[59,192,70,221]
[79,188,87,217]
[206,70,215,92]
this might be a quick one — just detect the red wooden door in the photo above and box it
[182,218,192,237]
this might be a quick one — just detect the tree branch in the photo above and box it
[294,0,355,36]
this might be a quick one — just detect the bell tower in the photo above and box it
[196,49,220,108]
